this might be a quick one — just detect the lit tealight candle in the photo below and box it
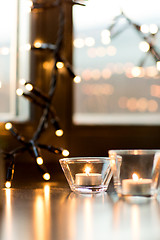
[75,167,102,186]
[122,173,152,196]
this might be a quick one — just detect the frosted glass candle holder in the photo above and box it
[109,149,160,198]
[59,157,112,194]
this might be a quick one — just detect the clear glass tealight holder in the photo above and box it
[109,149,160,198]
[59,157,112,194]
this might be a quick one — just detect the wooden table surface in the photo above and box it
[1,183,160,240]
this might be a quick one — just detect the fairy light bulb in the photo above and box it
[34,41,42,48]
[43,173,50,181]
[131,66,142,77]
[25,43,31,51]
[16,88,23,96]
[56,61,64,69]
[62,149,69,157]
[28,0,33,8]
[25,83,33,91]
[73,76,81,83]
[55,129,63,137]
[19,78,26,85]
[140,24,149,34]
[101,29,111,38]
[139,41,150,52]
[36,157,43,165]
[149,24,158,34]
[5,181,11,188]
[5,122,12,130]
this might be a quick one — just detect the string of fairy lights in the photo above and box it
[3,0,83,188]
[105,11,160,71]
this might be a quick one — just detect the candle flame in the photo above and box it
[85,166,91,175]
[132,173,139,181]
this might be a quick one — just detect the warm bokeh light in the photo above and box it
[5,181,11,188]
[43,60,53,70]
[34,41,42,48]
[28,0,33,8]
[139,41,150,52]
[5,122,12,130]
[26,43,31,51]
[96,47,107,57]
[156,61,160,71]
[106,46,117,56]
[101,29,111,38]
[136,98,148,112]
[82,83,114,96]
[101,36,111,45]
[102,68,112,79]
[0,81,2,88]
[73,38,85,48]
[43,173,50,181]
[73,76,81,83]
[25,83,33,91]
[26,0,33,13]
[149,24,158,34]
[19,78,26,85]
[16,88,23,96]
[55,129,63,137]
[126,98,137,111]
[85,37,95,47]
[91,69,101,80]
[36,157,43,165]
[62,149,69,157]
[56,61,64,69]
[140,24,149,33]
[131,66,142,77]
[146,66,157,77]
[101,29,111,45]
[148,100,158,112]
[150,84,160,98]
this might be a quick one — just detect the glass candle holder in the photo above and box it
[59,157,112,194]
[109,149,160,198]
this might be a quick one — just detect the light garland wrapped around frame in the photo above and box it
[3,0,84,188]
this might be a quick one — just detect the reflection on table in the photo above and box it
[1,184,160,240]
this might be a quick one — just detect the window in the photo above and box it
[0,0,30,121]
[73,0,160,125]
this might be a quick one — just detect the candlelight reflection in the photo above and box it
[44,184,51,239]
[34,195,45,240]
[34,185,51,240]
[83,198,93,240]
[5,189,12,240]
[131,205,140,240]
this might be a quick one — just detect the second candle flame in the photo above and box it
[85,166,91,176]
[132,173,139,181]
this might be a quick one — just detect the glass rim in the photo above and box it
[59,157,110,164]
[109,149,160,155]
